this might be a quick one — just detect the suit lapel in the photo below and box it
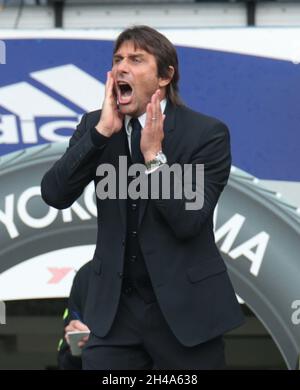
[138,100,176,228]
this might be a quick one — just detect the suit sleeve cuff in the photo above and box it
[90,127,109,148]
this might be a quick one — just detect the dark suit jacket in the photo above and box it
[41,101,244,347]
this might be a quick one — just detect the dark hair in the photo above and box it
[114,25,182,106]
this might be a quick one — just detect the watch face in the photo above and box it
[158,152,167,164]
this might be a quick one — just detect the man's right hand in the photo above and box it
[65,320,90,348]
[95,71,124,137]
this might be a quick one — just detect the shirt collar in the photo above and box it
[125,98,167,135]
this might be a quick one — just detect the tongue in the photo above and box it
[118,89,133,105]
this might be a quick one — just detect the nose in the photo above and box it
[115,58,130,74]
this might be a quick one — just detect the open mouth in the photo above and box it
[116,81,133,105]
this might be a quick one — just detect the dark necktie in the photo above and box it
[130,118,144,164]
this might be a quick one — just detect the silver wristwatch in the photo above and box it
[145,151,167,172]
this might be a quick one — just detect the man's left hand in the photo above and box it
[141,89,165,163]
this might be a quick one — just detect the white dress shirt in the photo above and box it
[124,98,167,156]
[124,99,167,175]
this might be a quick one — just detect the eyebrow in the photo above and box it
[113,53,145,60]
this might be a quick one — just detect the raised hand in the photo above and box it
[95,71,124,137]
[140,89,165,162]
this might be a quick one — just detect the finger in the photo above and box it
[144,102,152,130]
[151,92,157,125]
[73,320,90,332]
[78,337,89,348]
[156,89,163,122]
[156,90,162,121]
[67,320,88,331]
[152,90,161,130]
[65,323,75,333]
[105,71,116,101]
[105,71,111,95]
[107,72,114,98]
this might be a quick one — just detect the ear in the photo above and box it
[158,66,175,88]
